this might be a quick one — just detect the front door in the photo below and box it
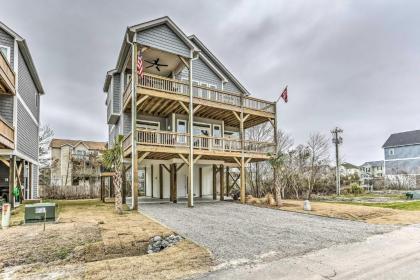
[193,123,211,149]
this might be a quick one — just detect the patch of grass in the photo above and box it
[326,193,405,199]
[356,200,420,211]
[55,247,73,260]
[10,205,25,226]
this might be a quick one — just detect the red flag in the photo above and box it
[280,86,288,103]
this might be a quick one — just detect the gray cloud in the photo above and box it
[1,0,419,164]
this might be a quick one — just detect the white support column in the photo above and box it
[131,42,139,210]
[188,58,194,208]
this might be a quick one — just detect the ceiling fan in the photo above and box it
[145,58,168,71]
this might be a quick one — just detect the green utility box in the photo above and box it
[25,203,57,223]
[406,191,420,200]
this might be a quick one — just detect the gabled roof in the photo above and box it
[0,21,44,94]
[103,69,116,92]
[341,162,359,169]
[50,139,107,151]
[112,16,199,78]
[105,17,249,96]
[129,17,199,53]
[361,160,383,167]
[382,129,420,148]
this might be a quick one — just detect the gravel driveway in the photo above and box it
[140,201,396,265]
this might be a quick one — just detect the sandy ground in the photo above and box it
[0,200,212,280]
[259,200,420,225]
[198,224,420,280]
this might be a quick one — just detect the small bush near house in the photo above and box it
[350,183,364,195]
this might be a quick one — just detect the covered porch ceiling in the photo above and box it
[126,47,187,78]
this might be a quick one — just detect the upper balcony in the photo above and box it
[0,115,15,149]
[0,51,15,95]
[123,73,276,129]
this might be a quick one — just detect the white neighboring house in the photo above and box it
[339,162,361,177]
[49,139,107,187]
[360,161,384,187]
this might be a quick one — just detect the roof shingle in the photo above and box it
[383,129,420,148]
[50,139,107,151]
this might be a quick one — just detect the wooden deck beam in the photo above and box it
[220,164,224,201]
[212,164,217,200]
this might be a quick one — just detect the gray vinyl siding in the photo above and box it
[16,100,39,160]
[224,80,242,94]
[194,43,245,95]
[178,57,222,89]
[32,164,39,198]
[108,125,115,146]
[0,27,14,68]
[112,73,121,114]
[18,49,39,120]
[385,159,420,175]
[136,24,191,58]
[384,145,420,160]
[123,112,131,135]
[0,95,13,124]
[384,144,420,175]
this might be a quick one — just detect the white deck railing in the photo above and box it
[0,116,14,149]
[123,73,275,113]
[0,51,15,94]
[125,129,274,154]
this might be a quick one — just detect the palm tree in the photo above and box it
[269,152,285,206]
[102,135,124,214]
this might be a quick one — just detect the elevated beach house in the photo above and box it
[104,17,277,208]
[0,21,44,206]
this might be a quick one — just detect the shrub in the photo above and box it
[350,183,364,195]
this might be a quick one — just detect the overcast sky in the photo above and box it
[1,0,419,165]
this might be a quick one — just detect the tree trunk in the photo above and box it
[256,162,260,197]
[113,170,123,215]
[274,167,282,207]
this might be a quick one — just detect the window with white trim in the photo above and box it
[0,45,10,63]
[0,45,11,63]
[388,149,394,156]
[136,120,160,130]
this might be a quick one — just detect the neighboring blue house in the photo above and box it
[383,130,420,176]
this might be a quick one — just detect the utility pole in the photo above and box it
[331,127,343,195]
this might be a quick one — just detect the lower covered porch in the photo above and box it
[125,158,240,204]
[0,154,38,207]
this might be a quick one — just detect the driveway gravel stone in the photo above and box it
[140,201,396,265]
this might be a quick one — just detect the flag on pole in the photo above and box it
[137,50,144,78]
[280,86,288,103]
